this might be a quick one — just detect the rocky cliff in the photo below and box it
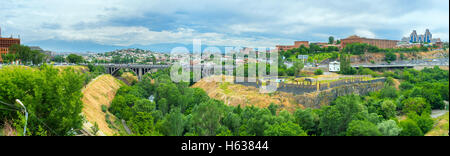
[295,82,385,109]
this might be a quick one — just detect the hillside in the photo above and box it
[352,49,449,64]
[81,74,126,136]
[426,112,449,136]
[191,76,302,111]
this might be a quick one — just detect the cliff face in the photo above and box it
[295,82,384,109]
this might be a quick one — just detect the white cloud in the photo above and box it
[355,29,376,38]
[0,0,448,51]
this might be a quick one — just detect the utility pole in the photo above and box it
[16,99,28,136]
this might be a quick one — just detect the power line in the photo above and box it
[1,100,58,136]
[0,100,19,109]
[0,107,20,111]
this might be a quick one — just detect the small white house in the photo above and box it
[329,61,340,72]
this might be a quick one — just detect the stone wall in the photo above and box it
[295,82,385,109]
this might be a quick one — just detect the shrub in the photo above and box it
[385,52,397,62]
[377,120,402,136]
[399,119,423,136]
[402,97,431,116]
[346,120,381,136]
[314,69,323,75]
[101,105,108,113]
[399,82,414,91]
[408,113,434,134]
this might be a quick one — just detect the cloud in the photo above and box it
[0,0,448,52]
[355,29,377,38]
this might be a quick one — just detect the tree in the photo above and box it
[380,86,398,99]
[402,97,431,116]
[66,54,84,64]
[91,122,99,136]
[158,98,169,115]
[314,69,323,75]
[346,120,381,136]
[158,108,185,136]
[268,103,279,115]
[52,55,65,63]
[339,51,356,75]
[264,121,307,136]
[8,44,47,65]
[399,119,423,136]
[290,60,304,76]
[132,99,155,114]
[320,96,363,136]
[0,65,85,136]
[385,52,397,63]
[321,95,365,136]
[380,100,397,119]
[294,108,318,135]
[190,99,225,136]
[328,36,335,44]
[408,113,433,134]
[129,112,161,136]
[222,112,241,135]
[377,120,402,136]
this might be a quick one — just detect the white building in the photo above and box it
[329,61,340,72]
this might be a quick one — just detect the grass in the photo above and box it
[219,82,232,95]
[81,74,125,136]
[426,112,449,136]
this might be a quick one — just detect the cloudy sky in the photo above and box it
[0,0,448,52]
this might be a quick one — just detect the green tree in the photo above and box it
[132,99,155,114]
[346,120,381,136]
[402,97,431,116]
[320,95,365,136]
[377,120,402,136]
[294,108,318,135]
[408,113,433,134]
[129,112,161,136]
[0,65,84,136]
[190,99,225,136]
[328,36,335,44]
[264,121,307,136]
[314,69,323,75]
[222,112,241,135]
[268,103,279,115]
[66,54,84,64]
[385,52,397,63]
[380,100,397,119]
[399,119,423,136]
[91,122,99,136]
[158,108,185,136]
[158,98,169,115]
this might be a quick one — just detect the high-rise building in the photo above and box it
[409,29,432,43]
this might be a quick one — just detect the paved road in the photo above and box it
[431,110,449,118]
[431,101,449,118]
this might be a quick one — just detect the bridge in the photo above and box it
[352,64,414,71]
[83,64,236,80]
[80,64,171,80]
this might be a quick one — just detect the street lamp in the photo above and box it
[15,99,28,136]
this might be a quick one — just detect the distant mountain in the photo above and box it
[24,39,239,54]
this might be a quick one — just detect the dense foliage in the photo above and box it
[0,65,85,136]
[109,66,448,136]
[1,44,47,65]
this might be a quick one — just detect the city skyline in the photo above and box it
[0,0,449,52]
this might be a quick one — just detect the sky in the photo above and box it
[0,0,448,53]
